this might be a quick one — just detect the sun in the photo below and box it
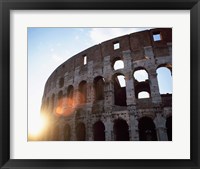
[28,113,48,138]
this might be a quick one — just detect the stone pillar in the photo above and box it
[154,113,168,141]
[105,114,112,141]
[104,79,114,111]
[149,68,162,104]
[128,105,139,141]
[123,50,136,106]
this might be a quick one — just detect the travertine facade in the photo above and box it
[40,28,172,141]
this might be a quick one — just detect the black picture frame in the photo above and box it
[0,0,199,169]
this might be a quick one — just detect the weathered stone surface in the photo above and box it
[40,28,172,141]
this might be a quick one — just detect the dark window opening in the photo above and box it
[94,76,105,101]
[93,121,105,141]
[79,81,87,104]
[114,119,129,141]
[76,122,86,141]
[138,117,157,141]
[113,74,127,106]
[67,85,74,107]
[135,81,151,99]
[59,77,64,88]
[166,116,172,141]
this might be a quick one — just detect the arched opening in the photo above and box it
[94,76,105,101]
[156,66,172,94]
[113,60,124,70]
[138,91,150,99]
[67,85,74,107]
[59,77,64,88]
[135,81,151,99]
[166,116,172,141]
[76,122,86,141]
[53,125,59,141]
[93,121,105,141]
[79,81,87,104]
[134,69,149,82]
[56,91,63,115]
[113,119,129,141]
[64,124,71,141]
[50,94,55,113]
[45,98,49,112]
[138,117,157,141]
[113,74,127,106]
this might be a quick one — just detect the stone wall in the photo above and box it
[40,28,172,141]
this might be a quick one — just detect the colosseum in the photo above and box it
[40,28,172,141]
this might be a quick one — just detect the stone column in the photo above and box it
[154,113,168,141]
[149,68,162,104]
[105,115,113,141]
[128,105,139,141]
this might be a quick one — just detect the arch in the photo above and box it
[138,91,150,99]
[67,85,74,107]
[113,60,124,70]
[76,122,86,141]
[156,66,172,94]
[138,117,157,141]
[94,76,105,101]
[45,97,49,111]
[166,116,172,141]
[135,81,151,99]
[113,119,129,141]
[93,121,105,141]
[133,68,149,82]
[59,77,64,88]
[50,94,55,113]
[113,73,127,106]
[79,80,87,104]
[64,124,71,141]
[53,125,59,141]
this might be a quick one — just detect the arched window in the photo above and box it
[134,69,148,82]
[113,119,129,141]
[138,91,150,99]
[113,74,127,106]
[94,76,105,101]
[113,60,124,70]
[135,81,151,99]
[138,117,157,141]
[50,94,55,113]
[76,122,86,141]
[67,85,74,107]
[93,121,105,141]
[79,81,87,104]
[157,66,172,94]
[56,91,63,115]
[59,77,64,88]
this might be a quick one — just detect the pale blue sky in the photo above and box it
[28,28,172,133]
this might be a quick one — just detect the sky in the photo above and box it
[28,28,172,136]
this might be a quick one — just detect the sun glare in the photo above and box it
[28,113,47,138]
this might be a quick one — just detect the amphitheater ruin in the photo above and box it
[40,28,172,141]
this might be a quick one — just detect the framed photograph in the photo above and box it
[0,0,199,169]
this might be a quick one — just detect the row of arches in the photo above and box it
[43,64,172,113]
[51,116,172,141]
